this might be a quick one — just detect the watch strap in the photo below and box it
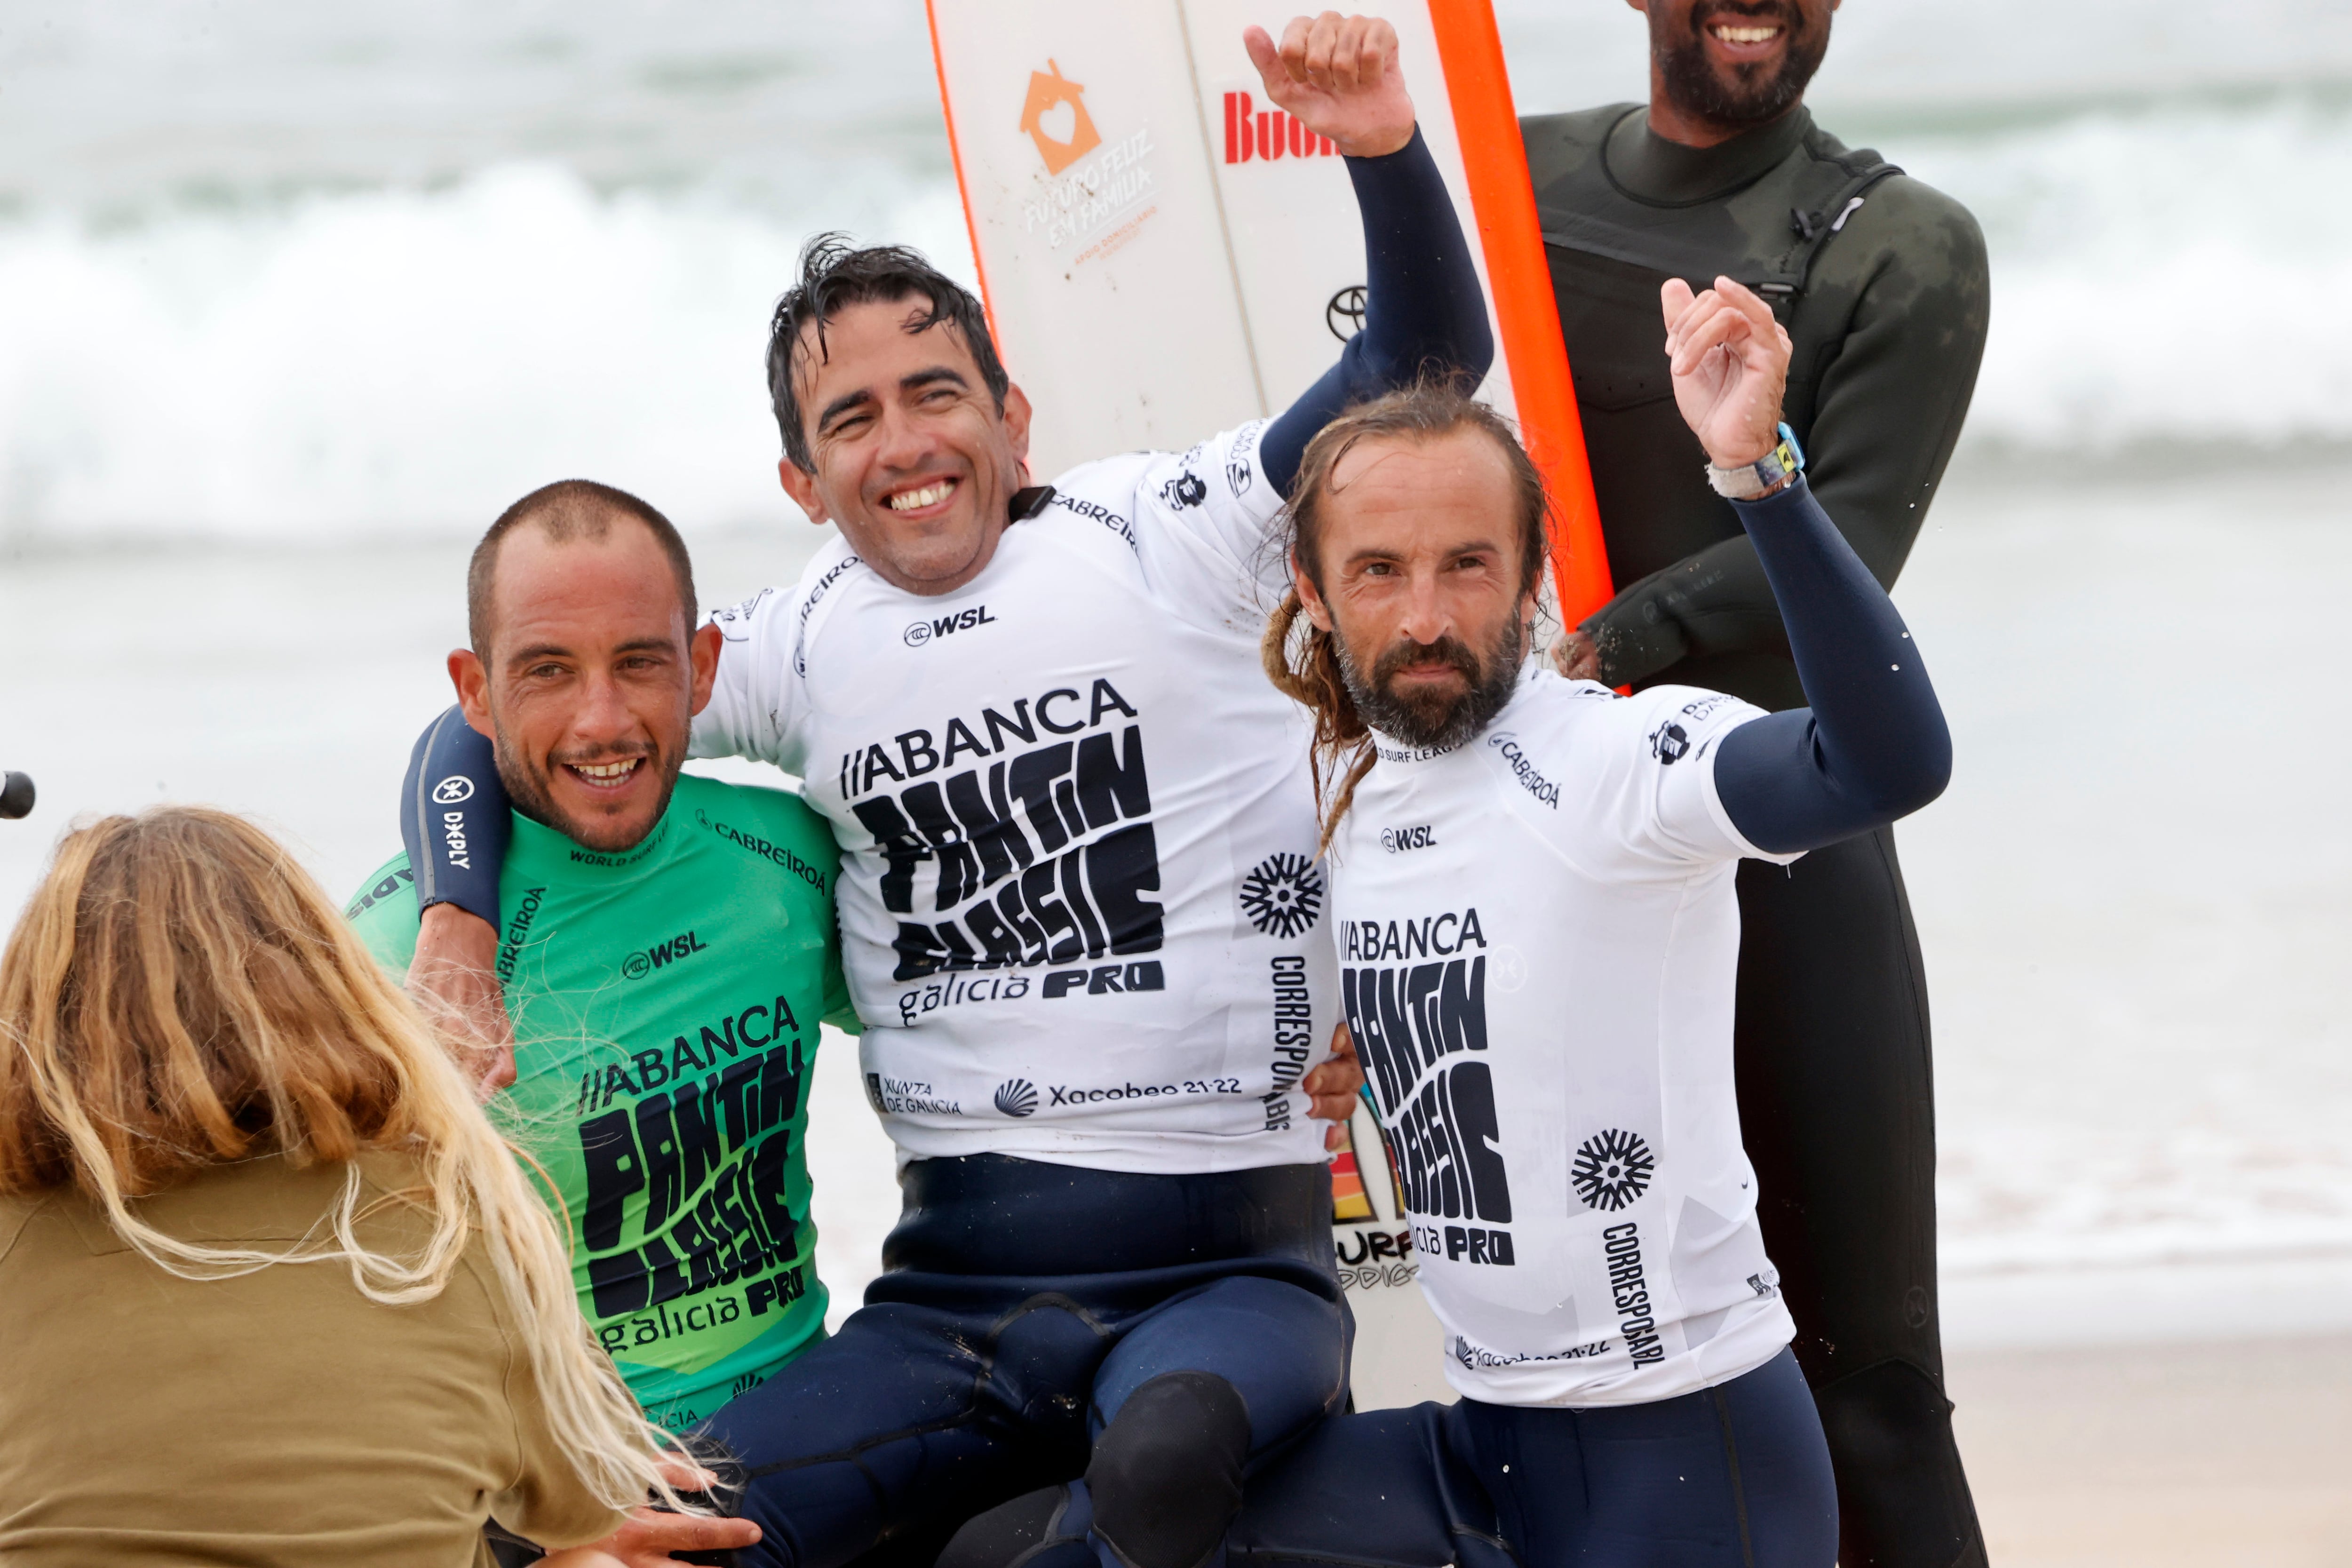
[1706,422,1806,500]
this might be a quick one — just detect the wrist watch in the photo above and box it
[1706,422,1805,501]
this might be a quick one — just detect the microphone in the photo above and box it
[0,772,33,820]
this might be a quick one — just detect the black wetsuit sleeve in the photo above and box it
[1260,126,1494,494]
[1581,193,1990,686]
[1711,478,1951,855]
[400,706,508,925]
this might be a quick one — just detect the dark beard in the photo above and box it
[1655,1,1829,130]
[1336,618,1525,753]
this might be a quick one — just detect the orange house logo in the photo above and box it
[1019,58,1102,175]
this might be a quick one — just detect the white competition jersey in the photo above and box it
[693,422,1335,1175]
[1333,667,1802,1406]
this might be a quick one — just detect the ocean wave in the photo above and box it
[1897,96,2352,454]
[1,96,2343,541]
[0,163,972,541]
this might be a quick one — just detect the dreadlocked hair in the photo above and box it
[1262,379,1552,859]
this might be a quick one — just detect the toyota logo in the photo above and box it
[1325,285,1368,342]
[431,775,476,804]
[903,621,933,647]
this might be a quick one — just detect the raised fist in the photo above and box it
[1242,13,1414,159]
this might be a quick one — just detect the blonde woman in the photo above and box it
[0,807,756,1567]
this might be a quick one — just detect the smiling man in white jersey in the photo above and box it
[947,282,1951,1568]
[399,15,1494,1568]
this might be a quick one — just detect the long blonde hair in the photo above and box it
[0,806,685,1512]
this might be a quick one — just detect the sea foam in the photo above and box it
[0,164,972,542]
[0,96,2342,540]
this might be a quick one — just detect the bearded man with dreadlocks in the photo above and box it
[946,276,1952,1568]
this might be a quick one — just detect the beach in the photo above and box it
[1952,1334,2352,1567]
[4,0,2350,1547]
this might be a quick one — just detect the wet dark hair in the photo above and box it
[467,479,697,662]
[765,232,1011,473]
[1263,382,1551,851]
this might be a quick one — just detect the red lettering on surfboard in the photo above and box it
[1223,92,1336,164]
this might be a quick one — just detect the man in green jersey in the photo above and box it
[347,478,853,1440]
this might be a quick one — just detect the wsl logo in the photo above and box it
[905,605,998,648]
[1240,852,1323,939]
[1572,1129,1656,1212]
[993,1078,1040,1118]
[623,929,707,981]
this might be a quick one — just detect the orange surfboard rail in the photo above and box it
[1428,1,1614,625]
[925,0,997,328]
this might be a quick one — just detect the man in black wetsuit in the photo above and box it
[1522,4,1990,1565]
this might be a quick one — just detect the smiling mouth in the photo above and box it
[564,757,644,793]
[884,478,959,513]
[1710,22,1782,43]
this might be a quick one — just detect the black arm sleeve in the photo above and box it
[1711,478,1952,855]
[1583,183,1990,685]
[1260,125,1494,494]
[400,706,508,924]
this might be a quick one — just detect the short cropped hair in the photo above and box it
[765,232,1010,474]
[466,479,697,661]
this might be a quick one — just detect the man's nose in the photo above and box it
[572,670,638,743]
[872,399,939,474]
[1394,572,1453,645]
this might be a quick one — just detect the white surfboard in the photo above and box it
[926,0,1613,1409]
[924,0,1613,622]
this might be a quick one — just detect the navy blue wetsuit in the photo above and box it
[938,477,1947,1568]
[403,128,1491,1568]
[950,1348,1831,1568]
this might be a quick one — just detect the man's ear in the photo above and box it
[1293,556,1336,633]
[449,648,495,740]
[1001,382,1034,472]
[687,621,724,717]
[778,457,829,525]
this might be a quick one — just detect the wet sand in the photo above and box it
[1949,1334,2352,1568]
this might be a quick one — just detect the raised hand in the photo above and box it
[1242,13,1413,159]
[1662,276,1793,470]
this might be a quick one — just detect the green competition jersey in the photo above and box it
[347,772,853,1433]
